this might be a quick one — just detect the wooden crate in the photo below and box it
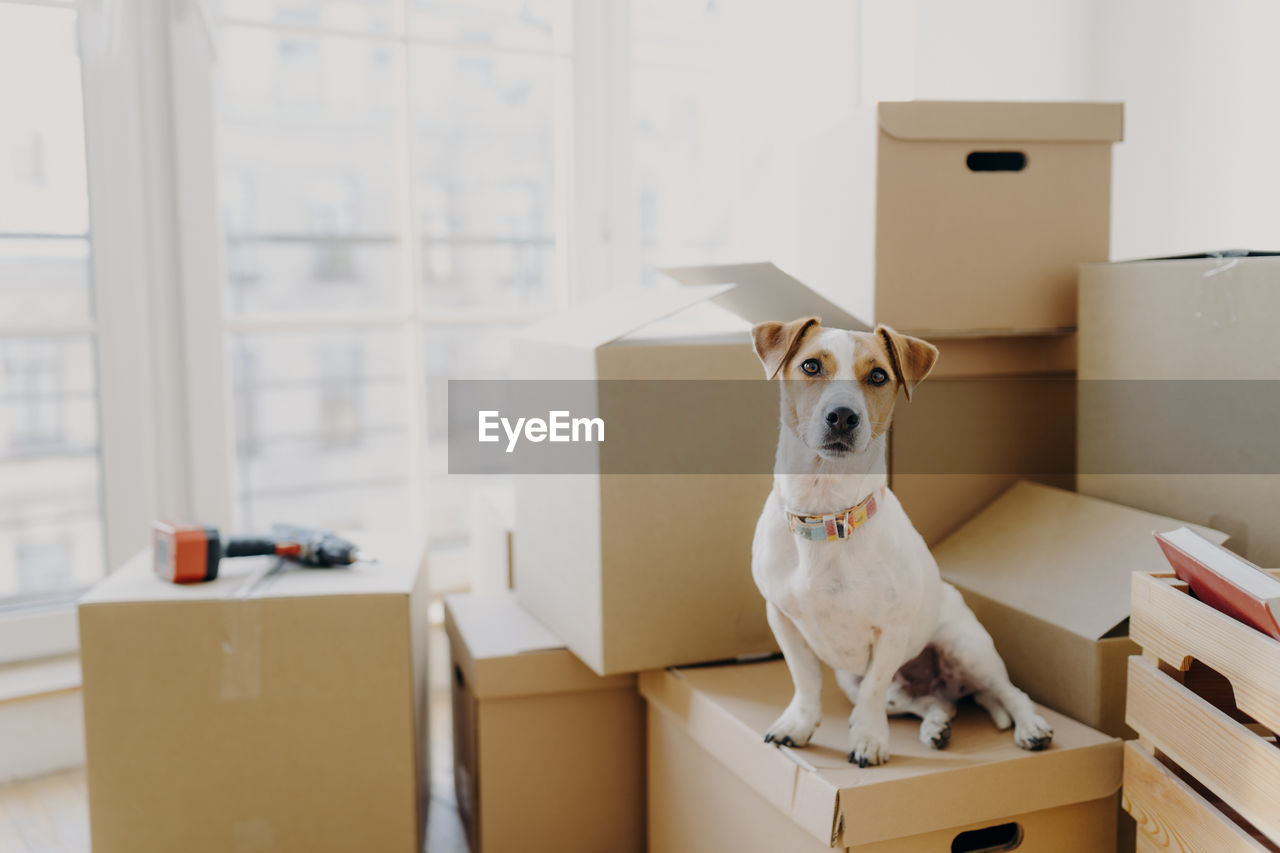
[1124,571,1280,852]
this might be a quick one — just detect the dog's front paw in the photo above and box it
[847,720,891,767]
[1014,714,1054,751]
[763,703,820,748]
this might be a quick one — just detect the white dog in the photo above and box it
[750,317,1052,767]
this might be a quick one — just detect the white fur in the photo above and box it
[753,328,1051,765]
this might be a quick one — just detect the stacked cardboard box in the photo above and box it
[469,101,1135,851]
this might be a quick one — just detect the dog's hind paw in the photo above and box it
[919,719,951,750]
[1014,714,1054,751]
[763,705,819,748]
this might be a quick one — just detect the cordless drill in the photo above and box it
[153,521,371,583]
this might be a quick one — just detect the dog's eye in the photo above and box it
[867,367,889,386]
[800,359,822,376]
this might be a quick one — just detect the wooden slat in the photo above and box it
[1124,743,1276,853]
[1130,572,1280,733]
[1127,656,1280,845]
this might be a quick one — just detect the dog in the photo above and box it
[750,317,1052,767]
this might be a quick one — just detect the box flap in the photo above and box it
[661,262,871,331]
[79,533,424,606]
[935,482,1228,641]
[878,101,1124,144]
[445,592,634,699]
[641,659,1120,849]
[517,283,736,350]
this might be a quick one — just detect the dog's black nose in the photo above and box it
[825,406,859,435]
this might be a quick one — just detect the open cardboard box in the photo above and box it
[446,592,644,853]
[789,100,1124,335]
[643,658,1122,851]
[514,263,1085,674]
[933,481,1227,739]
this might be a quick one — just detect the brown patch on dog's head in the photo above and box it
[755,319,940,458]
[751,316,820,380]
[875,325,938,401]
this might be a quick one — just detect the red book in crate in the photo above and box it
[1155,526,1280,642]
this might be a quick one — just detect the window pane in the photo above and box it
[229,329,412,533]
[423,325,513,544]
[411,49,562,310]
[0,5,103,600]
[409,0,569,52]
[0,237,91,326]
[0,336,102,598]
[0,5,92,327]
[218,28,405,317]
[217,0,399,33]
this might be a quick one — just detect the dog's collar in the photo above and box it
[785,487,886,542]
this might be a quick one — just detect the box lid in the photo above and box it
[661,262,870,332]
[640,659,1120,849]
[934,482,1228,641]
[518,283,737,350]
[518,263,871,353]
[79,533,424,607]
[878,101,1124,144]
[445,592,634,699]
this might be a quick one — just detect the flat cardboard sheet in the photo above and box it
[935,482,1227,640]
[661,261,871,331]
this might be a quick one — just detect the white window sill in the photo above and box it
[0,655,82,705]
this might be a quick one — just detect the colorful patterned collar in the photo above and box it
[785,487,886,542]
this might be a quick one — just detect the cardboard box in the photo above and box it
[445,592,644,853]
[78,538,429,853]
[890,332,1076,545]
[642,658,1122,852]
[511,263,1090,672]
[512,263,867,675]
[1078,252,1280,566]
[468,485,515,592]
[791,100,1124,334]
[934,481,1226,739]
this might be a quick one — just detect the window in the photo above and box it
[0,0,860,626]
[0,1,104,604]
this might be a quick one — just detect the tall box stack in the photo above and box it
[78,540,430,853]
[791,100,1124,543]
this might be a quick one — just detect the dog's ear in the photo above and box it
[752,317,820,380]
[876,325,938,400]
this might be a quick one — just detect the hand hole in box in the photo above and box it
[951,821,1023,852]
[966,152,1027,172]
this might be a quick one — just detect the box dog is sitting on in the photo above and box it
[750,317,1052,766]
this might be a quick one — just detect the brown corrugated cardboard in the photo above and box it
[514,263,1088,672]
[790,101,1123,334]
[642,659,1122,851]
[445,592,643,853]
[934,482,1226,738]
[513,263,866,675]
[890,332,1076,545]
[1078,253,1280,566]
[78,538,429,853]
